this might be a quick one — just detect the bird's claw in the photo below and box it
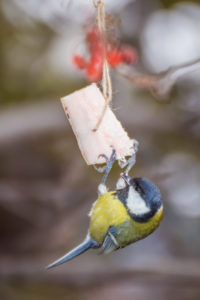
[94,165,107,173]
[118,159,128,169]
[95,140,138,186]
[94,148,116,185]
[120,172,131,185]
[118,140,139,177]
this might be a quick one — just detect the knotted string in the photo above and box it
[93,0,112,131]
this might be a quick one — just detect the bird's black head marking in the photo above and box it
[116,177,162,223]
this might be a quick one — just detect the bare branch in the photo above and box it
[118,58,200,100]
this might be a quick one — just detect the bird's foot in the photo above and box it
[118,140,139,177]
[95,148,116,188]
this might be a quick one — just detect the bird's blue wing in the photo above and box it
[101,227,119,254]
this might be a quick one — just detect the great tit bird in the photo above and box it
[47,150,163,269]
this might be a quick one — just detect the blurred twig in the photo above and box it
[118,58,200,100]
[0,101,66,144]
[1,257,200,281]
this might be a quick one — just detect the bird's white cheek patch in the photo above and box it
[127,187,150,215]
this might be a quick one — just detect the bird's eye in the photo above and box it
[135,185,143,194]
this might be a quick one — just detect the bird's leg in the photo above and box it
[95,148,116,194]
[118,140,139,180]
[124,152,137,177]
[120,172,131,186]
[99,148,116,185]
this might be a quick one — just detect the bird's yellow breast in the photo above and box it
[89,191,163,245]
[89,192,129,243]
[116,207,163,247]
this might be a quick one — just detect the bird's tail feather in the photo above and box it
[46,235,97,269]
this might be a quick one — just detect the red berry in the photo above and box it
[86,53,103,81]
[107,49,123,67]
[86,26,101,53]
[73,55,87,69]
[86,26,100,44]
[72,24,138,81]
[121,45,138,64]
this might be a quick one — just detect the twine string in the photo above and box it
[93,0,112,131]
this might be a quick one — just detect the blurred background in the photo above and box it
[1,0,200,299]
